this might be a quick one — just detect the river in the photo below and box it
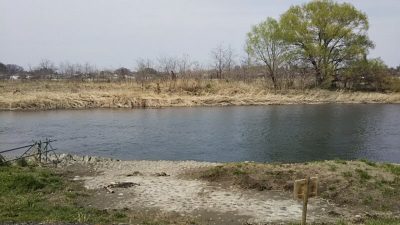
[1,105,399,163]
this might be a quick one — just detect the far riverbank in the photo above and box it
[1,80,400,111]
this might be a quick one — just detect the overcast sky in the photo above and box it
[0,0,399,69]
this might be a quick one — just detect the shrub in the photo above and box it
[15,158,29,167]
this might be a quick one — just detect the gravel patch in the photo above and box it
[57,154,334,224]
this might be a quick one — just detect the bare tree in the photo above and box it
[0,62,24,79]
[177,54,192,77]
[136,58,156,89]
[6,64,24,75]
[82,62,97,78]
[157,56,178,79]
[32,59,57,79]
[210,44,236,79]
[59,62,76,78]
[246,18,290,89]
[136,58,156,75]
[38,59,56,71]
[224,45,235,74]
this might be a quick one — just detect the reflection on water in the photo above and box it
[0,105,399,163]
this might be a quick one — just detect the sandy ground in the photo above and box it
[60,155,337,224]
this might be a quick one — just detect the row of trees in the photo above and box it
[0,48,241,81]
[1,0,400,91]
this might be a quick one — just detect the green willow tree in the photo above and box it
[279,0,374,87]
[246,18,290,89]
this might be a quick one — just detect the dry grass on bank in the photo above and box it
[1,80,400,111]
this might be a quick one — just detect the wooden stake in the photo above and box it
[302,176,310,225]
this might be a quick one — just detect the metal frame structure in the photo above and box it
[0,139,59,164]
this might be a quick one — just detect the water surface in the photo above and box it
[0,105,399,162]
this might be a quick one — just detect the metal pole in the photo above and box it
[0,144,36,154]
[38,141,42,164]
[44,139,48,163]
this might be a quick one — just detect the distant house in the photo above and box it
[124,74,136,80]
[10,75,19,80]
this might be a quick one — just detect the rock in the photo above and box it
[328,210,341,216]
[108,182,140,188]
[365,212,378,219]
[126,171,142,176]
[155,172,169,177]
[353,214,364,223]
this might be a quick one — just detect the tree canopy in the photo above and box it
[279,0,373,86]
[247,0,375,88]
[246,18,290,88]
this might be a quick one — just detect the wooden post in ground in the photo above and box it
[302,176,310,225]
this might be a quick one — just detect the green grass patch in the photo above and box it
[289,218,400,225]
[364,218,400,225]
[334,159,347,165]
[0,165,127,224]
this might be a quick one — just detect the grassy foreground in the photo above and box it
[1,160,399,225]
[0,164,127,224]
[0,163,199,225]
[1,80,400,111]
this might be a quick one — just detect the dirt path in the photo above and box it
[63,156,335,224]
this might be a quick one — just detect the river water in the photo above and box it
[0,105,399,163]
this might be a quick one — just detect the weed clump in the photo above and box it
[356,169,372,180]
[361,159,377,167]
[382,163,400,176]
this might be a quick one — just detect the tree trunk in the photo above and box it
[311,59,323,86]
[270,73,277,90]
